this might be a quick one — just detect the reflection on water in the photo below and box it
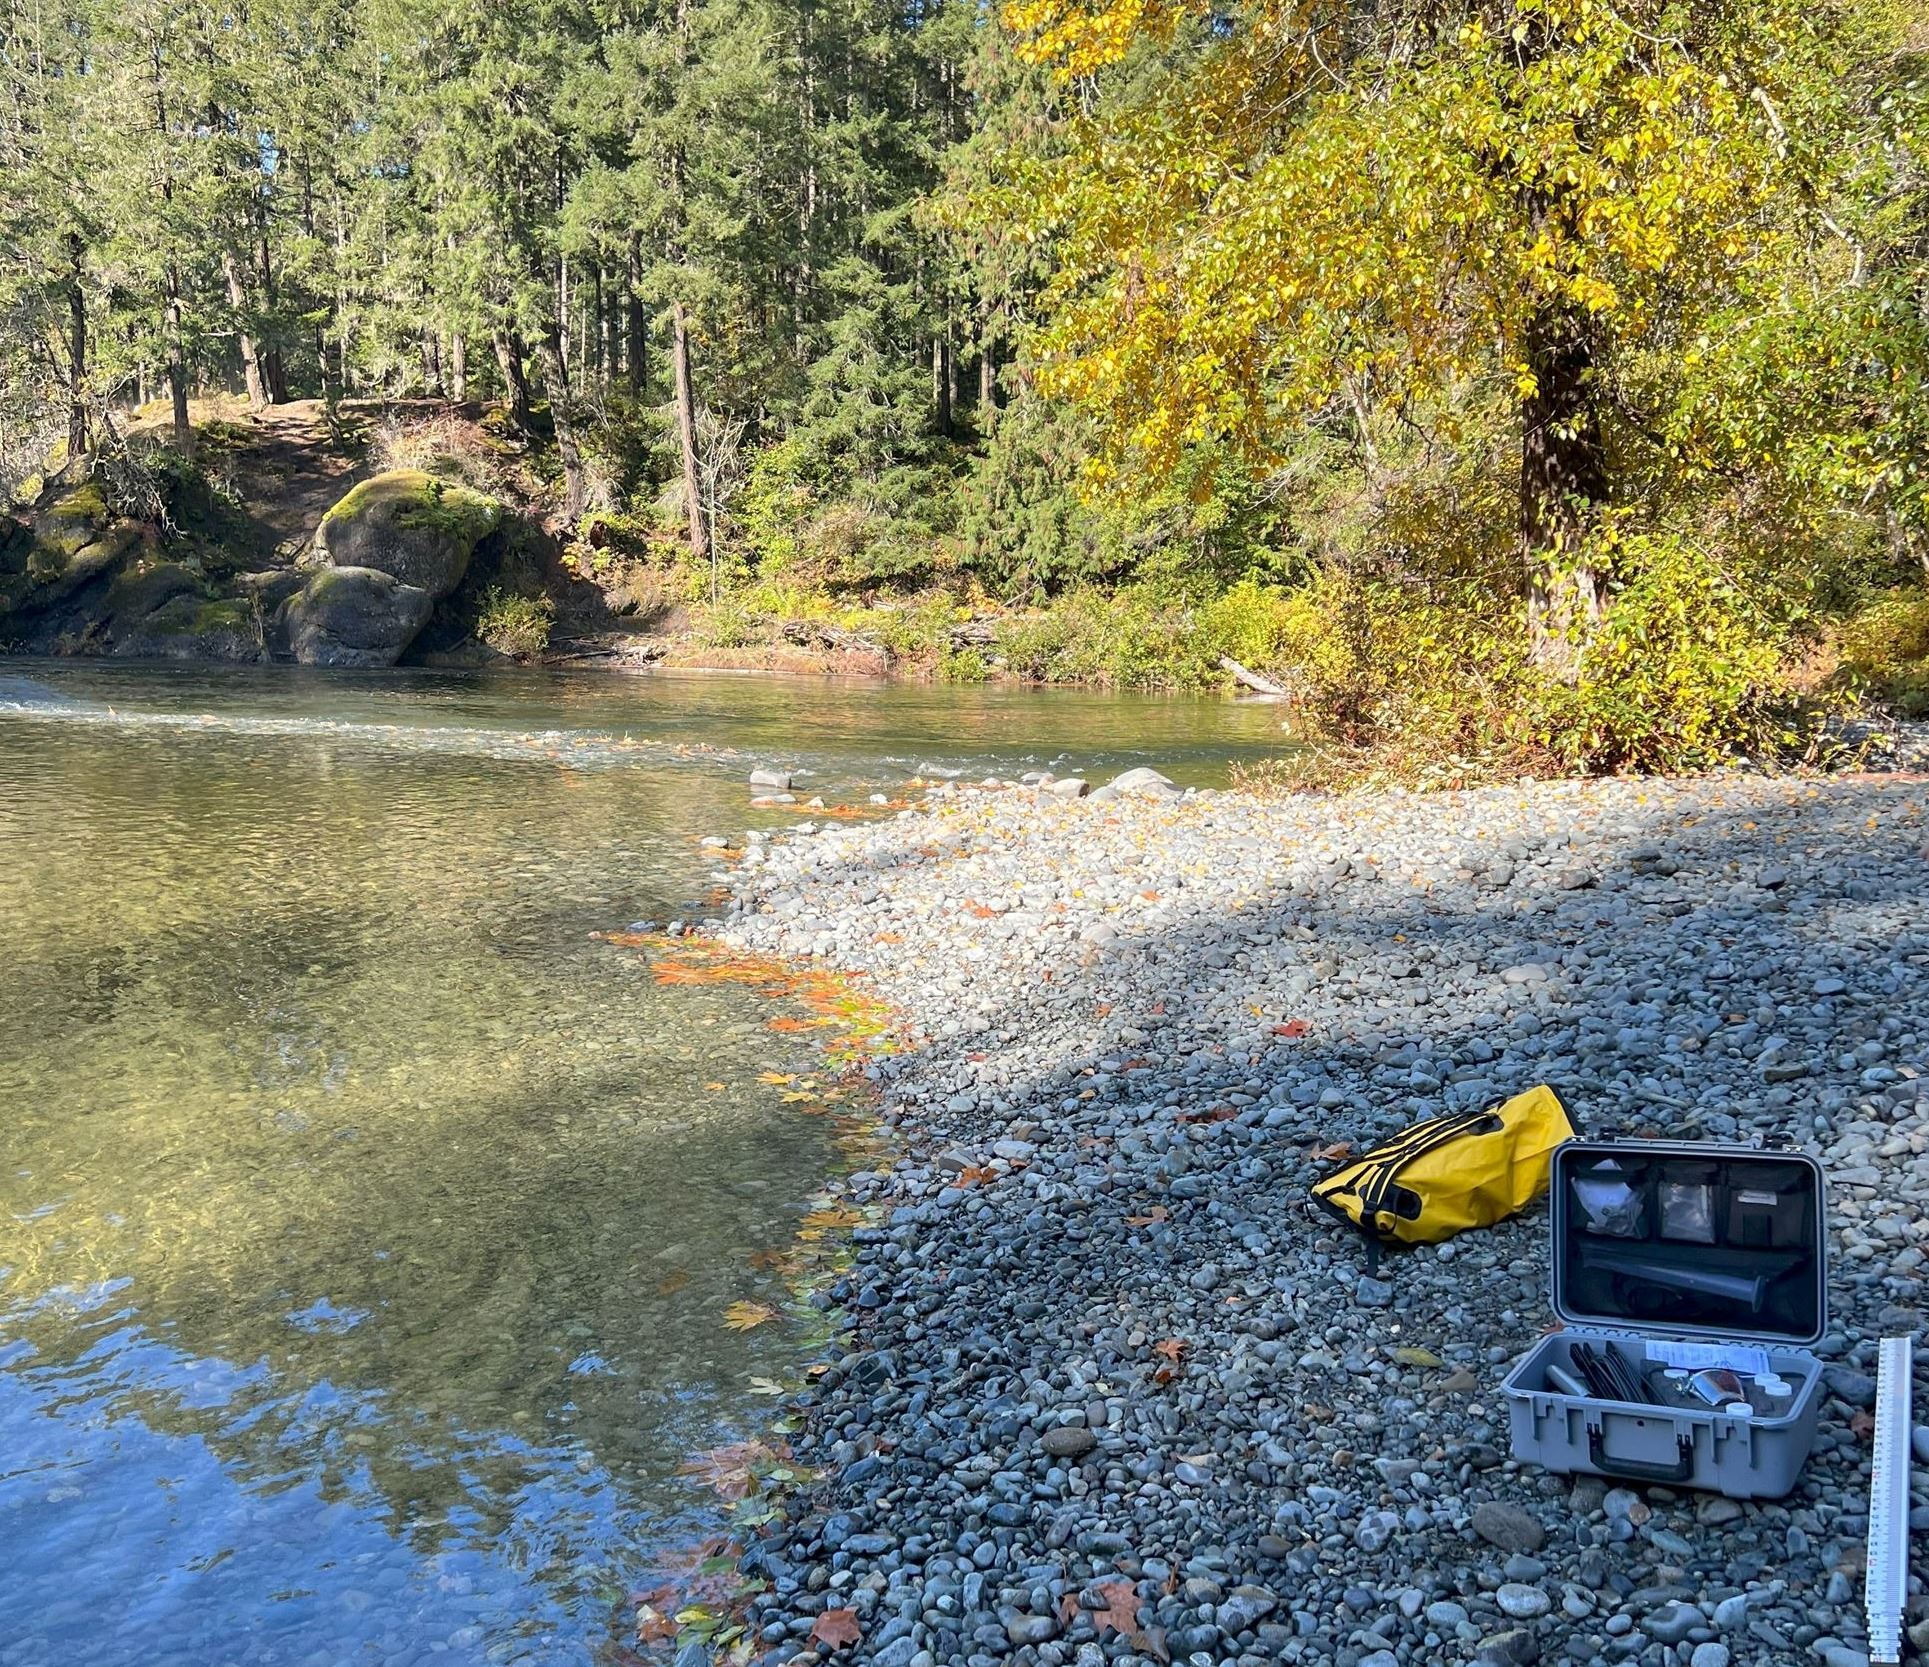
[0,663,1278,1662]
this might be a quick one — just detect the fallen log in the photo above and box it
[1219,655,1290,697]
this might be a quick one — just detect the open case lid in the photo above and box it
[1550,1139,1828,1349]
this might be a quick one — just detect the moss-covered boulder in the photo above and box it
[32,476,112,558]
[0,478,143,610]
[315,470,501,601]
[101,559,200,628]
[279,566,434,668]
[116,593,264,663]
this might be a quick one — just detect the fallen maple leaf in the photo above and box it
[758,1070,795,1085]
[810,1608,862,1648]
[1271,1019,1311,1038]
[1313,1141,1354,1164]
[635,1600,677,1643]
[678,1440,785,1501]
[1093,1579,1142,1637]
[1151,1337,1188,1362]
[703,1081,726,1092]
[1125,1205,1170,1227]
[1131,1623,1172,1663]
[722,1300,778,1331]
[748,1247,799,1272]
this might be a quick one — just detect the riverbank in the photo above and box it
[708,768,1928,1667]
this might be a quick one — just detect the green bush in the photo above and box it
[1834,589,1929,716]
[475,587,554,658]
[1239,535,1822,778]
[996,584,1215,689]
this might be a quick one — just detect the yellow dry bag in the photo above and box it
[1311,1084,1574,1270]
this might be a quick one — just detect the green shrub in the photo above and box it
[1834,589,1929,715]
[476,586,554,658]
[1241,535,1823,778]
[996,584,1215,689]
[938,644,992,683]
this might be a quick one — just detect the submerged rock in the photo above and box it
[315,470,500,601]
[280,566,434,667]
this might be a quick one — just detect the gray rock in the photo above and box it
[1643,1602,1702,1645]
[279,566,433,668]
[750,767,793,790]
[1472,1501,1546,1554]
[1495,1584,1551,1620]
[1475,1628,1541,1665]
[314,470,499,600]
[1039,1426,1097,1458]
[1105,766,1178,798]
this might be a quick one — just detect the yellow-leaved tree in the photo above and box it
[994,0,1924,678]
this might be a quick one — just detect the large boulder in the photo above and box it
[280,566,434,668]
[1,478,142,613]
[116,592,264,662]
[315,470,500,601]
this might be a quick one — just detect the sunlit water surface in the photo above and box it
[0,663,1283,1665]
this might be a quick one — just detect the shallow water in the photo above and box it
[0,663,1284,1664]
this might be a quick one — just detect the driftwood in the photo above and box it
[1218,655,1290,697]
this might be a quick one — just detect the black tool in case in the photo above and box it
[1502,1139,1828,1498]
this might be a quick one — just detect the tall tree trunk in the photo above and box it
[420,325,442,396]
[64,235,88,465]
[672,299,708,568]
[150,50,190,451]
[933,333,950,437]
[256,224,289,404]
[224,250,269,411]
[1519,301,1606,678]
[493,328,534,430]
[625,237,648,393]
[534,324,587,522]
[163,264,191,450]
[449,331,467,402]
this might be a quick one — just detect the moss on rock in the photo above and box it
[316,470,501,601]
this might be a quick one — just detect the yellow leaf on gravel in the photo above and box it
[758,1071,796,1085]
[722,1301,778,1331]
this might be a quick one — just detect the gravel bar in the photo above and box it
[712,768,1929,1667]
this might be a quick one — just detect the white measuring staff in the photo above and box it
[1867,1334,1913,1666]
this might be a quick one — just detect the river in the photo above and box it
[0,663,1283,1666]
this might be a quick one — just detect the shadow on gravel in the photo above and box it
[750,775,1928,1662]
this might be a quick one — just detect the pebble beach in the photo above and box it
[710,763,1929,1667]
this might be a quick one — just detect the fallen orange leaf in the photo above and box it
[1271,1019,1311,1038]
[810,1608,862,1648]
[1151,1337,1188,1362]
[1093,1579,1142,1637]
[1126,1206,1169,1226]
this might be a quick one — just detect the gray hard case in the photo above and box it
[1501,1139,1828,1499]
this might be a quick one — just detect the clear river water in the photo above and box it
[0,662,1283,1667]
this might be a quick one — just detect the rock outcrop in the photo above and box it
[3,464,508,669]
[279,566,435,668]
[314,471,500,601]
